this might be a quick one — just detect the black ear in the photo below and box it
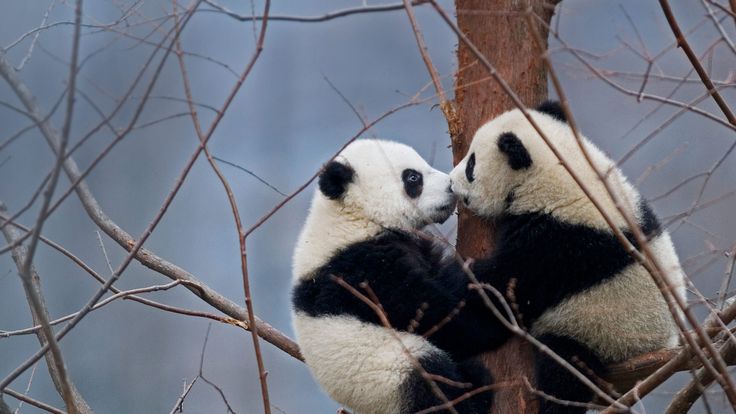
[318,160,354,199]
[535,100,567,123]
[498,132,532,170]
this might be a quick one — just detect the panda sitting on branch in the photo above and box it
[447,101,686,413]
[291,101,685,414]
[292,139,496,414]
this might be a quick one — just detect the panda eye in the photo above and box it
[465,153,476,182]
[401,169,423,199]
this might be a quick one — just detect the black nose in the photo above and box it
[447,180,453,193]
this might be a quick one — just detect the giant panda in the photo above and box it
[291,139,497,414]
[447,102,687,414]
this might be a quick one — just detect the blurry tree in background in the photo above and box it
[1,1,736,413]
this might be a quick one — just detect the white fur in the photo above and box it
[295,313,438,414]
[450,111,639,229]
[532,231,686,362]
[294,139,454,279]
[450,108,686,361]
[292,139,456,412]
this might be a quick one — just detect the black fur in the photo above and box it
[292,230,506,359]
[402,169,424,198]
[497,132,532,170]
[452,203,665,413]
[535,100,567,123]
[465,153,476,183]
[401,355,494,414]
[318,161,354,199]
[534,334,606,414]
[639,200,662,240]
[469,211,639,327]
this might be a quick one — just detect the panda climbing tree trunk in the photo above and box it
[451,1,558,413]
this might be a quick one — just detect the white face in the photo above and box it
[321,139,456,229]
[449,108,567,218]
[449,112,536,217]
[450,105,639,227]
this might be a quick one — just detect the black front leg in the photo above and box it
[426,259,515,358]
[534,334,607,414]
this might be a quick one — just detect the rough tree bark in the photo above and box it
[452,1,558,413]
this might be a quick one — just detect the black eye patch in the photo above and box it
[498,132,532,170]
[402,169,423,199]
[465,152,476,183]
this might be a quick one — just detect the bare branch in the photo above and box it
[0,1,206,391]
[700,0,736,54]
[602,300,736,412]
[0,204,92,414]
[2,388,65,414]
[172,0,273,411]
[0,398,10,414]
[14,0,56,71]
[13,362,38,414]
[201,0,428,23]
[665,327,736,413]
[331,276,461,414]
[0,215,248,336]
[212,156,287,197]
[658,0,736,126]
[401,0,459,138]
[529,6,736,409]
[197,325,237,414]
[1,4,85,406]
[168,378,197,414]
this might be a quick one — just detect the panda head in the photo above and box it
[318,139,456,229]
[449,101,617,219]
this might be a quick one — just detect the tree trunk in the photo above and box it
[452,1,557,413]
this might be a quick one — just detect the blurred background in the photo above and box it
[1,1,734,412]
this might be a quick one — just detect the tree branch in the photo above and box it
[0,397,10,414]
[401,0,460,138]
[0,204,92,414]
[6,1,84,412]
[201,0,428,23]
[0,30,422,370]
[172,1,273,411]
[2,388,65,414]
[658,0,736,126]
[0,214,249,337]
[665,340,736,414]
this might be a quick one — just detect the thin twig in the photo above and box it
[3,5,83,410]
[168,378,197,414]
[0,215,246,336]
[201,0,428,23]
[658,0,736,126]
[0,207,92,414]
[13,363,38,414]
[331,277,460,414]
[321,74,368,127]
[2,389,65,414]
[665,340,736,413]
[603,301,736,411]
[0,281,190,337]
[212,156,287,197]
[0,1,202,256]
[528,5,736,409]
[0,1,205,392]
[172,1,272,411]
